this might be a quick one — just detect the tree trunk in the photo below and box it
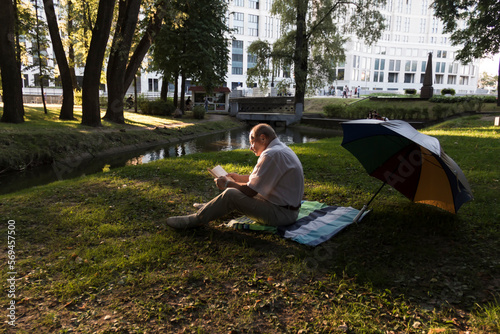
[160,77,168,100]
[180,73,186,112]
[293,1,308,117]
[34,0,48,114]
[104,0,141,123]
[123,2,169,92]
[43,0,75,120]
[81,0,116,127]
[0,0,24,123]
[133,75,138,113]
[497,58,500,107]
[173,71,179,107]
[67,0,79,90]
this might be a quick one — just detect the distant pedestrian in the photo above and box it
[126,95,133,109]
[204,96,208,112]
[357,85,360,98]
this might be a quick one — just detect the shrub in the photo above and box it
[192,105,206,119]
[74,90,82,106]
[405,88,417,95]
[347,104,371,119]
[323,104,346,118]
[140,99,175,116]
[441,88,456,96]
[377,106,396,119]
[483,95,497,103]
[432,104,450,119]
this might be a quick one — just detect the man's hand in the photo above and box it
[215,176,229,190]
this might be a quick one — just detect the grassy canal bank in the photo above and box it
[0,106,245,174]
[0,112,499,332]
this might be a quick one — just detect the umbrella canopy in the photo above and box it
[341,119,473,214]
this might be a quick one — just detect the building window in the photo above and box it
[448,63,457,74]
[419,18,426,33]
[435,74,444,84]
[148,78,159,92]
[247,54,257,69]
[421,0,428,15]
[437,50,447,58]
[265,16,274,38]
[404,73,415,83]
[388,72,399,83]
[389,59,401,71]
[248,14,259,36]
[249,0,259,9]
[374,71,384,82]
[404,17,410,32]
[373,58,385,82]
[459,76,469,85]
[435,61,446,73]
[233,12,244,35]
[232,40,244,75]
[405,60,417,72]
[337,68,345,80]
[374,58,385,71]
[234,0,244,6]
[447,75,457,85]
[395,16,402,31]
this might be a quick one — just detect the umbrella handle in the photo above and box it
[353,204,368,223]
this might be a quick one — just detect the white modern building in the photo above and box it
[333,0,479,96]
[19,0,480,101]
[223,0,479,97]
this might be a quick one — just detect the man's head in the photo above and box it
[249,123,277,156]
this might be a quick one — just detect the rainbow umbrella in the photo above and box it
[341,119,473,218]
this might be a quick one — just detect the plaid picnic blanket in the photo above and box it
[224,201,370,246]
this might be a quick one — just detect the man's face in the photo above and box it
[249,130,267,156]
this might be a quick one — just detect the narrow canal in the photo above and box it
[0,125,341,195]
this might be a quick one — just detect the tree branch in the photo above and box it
[306,0,356,40]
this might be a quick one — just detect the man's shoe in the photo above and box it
[166,214,201,229]
[193,203,206,209]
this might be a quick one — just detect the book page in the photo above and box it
[207,165,234,181]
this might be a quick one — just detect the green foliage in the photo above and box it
[430,95,496,113]
[192,105,205,119]
[441,88,456,95]
[432,0,500,62]
[246,40,272,91]
[74,90,83,106]
[323,104,346,118]
[404,88,417,95]
[479,71,498,89]
[139,99,175,116]
[249,0,386,101]
[151,0,231,92]
[432,104,451,119]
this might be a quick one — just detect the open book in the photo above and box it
[207,165,234,181]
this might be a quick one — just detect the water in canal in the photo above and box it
[0,125,340,195]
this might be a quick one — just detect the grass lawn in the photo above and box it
[0,114,499,333]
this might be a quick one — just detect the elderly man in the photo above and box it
[166,123,304,229]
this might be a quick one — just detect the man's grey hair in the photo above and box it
[252,123,277,140]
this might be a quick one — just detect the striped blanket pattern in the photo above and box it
[225,201,369,246]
